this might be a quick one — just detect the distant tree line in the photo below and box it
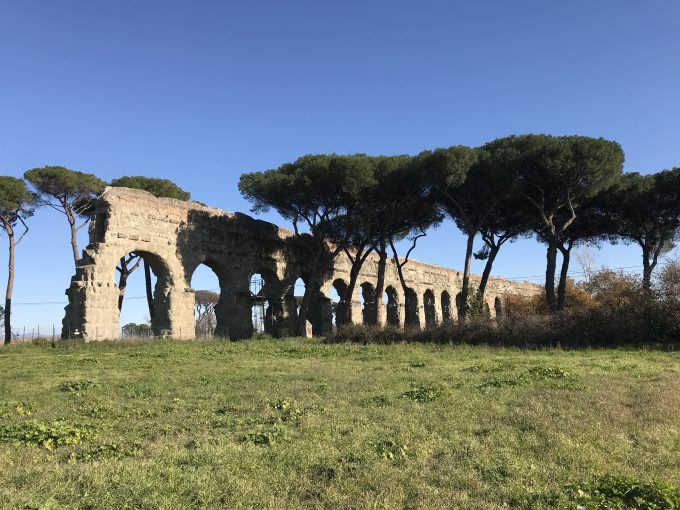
[2,134,679,343]
[0,169,191,344]
[239,134,680,335]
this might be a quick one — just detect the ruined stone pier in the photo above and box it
[62,187,540,340]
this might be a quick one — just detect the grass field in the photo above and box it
[0,338,679,509]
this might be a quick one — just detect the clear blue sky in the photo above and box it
[1,0,678,333]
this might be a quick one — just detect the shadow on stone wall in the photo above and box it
[176,209,334,339]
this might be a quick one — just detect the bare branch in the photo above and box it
[75,218,91,231]
[14,216,29,246]
[128,257,143,274]
[403,229,427,265]
[556,192,577,237]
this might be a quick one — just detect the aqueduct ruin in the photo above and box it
[62,187,540,340]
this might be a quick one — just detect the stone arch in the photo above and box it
[441,291,452,322]
[385,285,400,327]
[405,288,420,329]
[455,292,464,321]
[494,296,503,320]
[331,278,349,327]
[360,282,376,325]
[112,249,174,338]
[284,274,331,337]
[186,258,232,338]
[423,289,436,328]
[190,264,220,338]
[249,267,283,336]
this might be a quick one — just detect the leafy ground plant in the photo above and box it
[0,401,32,417]
[566,475,680,509]
[479,365,572,389]
[59,380,99,392]
[242,427,285,445]
[402,383,441,402]
[371,439,407,460]
[0,419,94,449]
[524,475,680,509]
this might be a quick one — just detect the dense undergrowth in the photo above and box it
[328,266,680,348]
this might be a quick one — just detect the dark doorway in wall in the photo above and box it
[385,286,400,327]
[441,291,452,322]
[424,290,436,328]
[360,282,376,325]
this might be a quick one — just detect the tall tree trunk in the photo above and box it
[556,243,572,311]
[144,260,155,319]
[339,247,373,325]
[296,251,321,336]
[478,244,501,298]
[459,233,475,321]
[641,245,654,291]
[545,241,558,313]
[389,234,426,329]
[391,241,417,328]
[117,258,130,312]
[373,240,388,326]
[116,255,142,313]
[4,224,15,345]
[341,264,361,325]
[642,244,663,291]
[64,206,80,266]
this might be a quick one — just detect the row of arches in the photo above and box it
[332,279,503,330]
[117,252,331,339]
[113,251,503,339]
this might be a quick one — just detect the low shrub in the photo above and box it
[332,267,680,348]
[326,300,680,348]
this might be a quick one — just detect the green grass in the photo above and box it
[0,338,679,509]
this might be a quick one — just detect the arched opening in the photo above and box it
[190,263,221,338]
[385,286,400,327]
[441,291,452,322]
[424,290,436,328]
[360,282,376,325]
[494,296,503,321]
[331,278,348,328]
[286,277,316,337]
[404,288,420,329]
[114,250,171,338]
[249,269,281,336]
[455,292,464,321]
[293,277,306,317]
[250,272,268,334]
